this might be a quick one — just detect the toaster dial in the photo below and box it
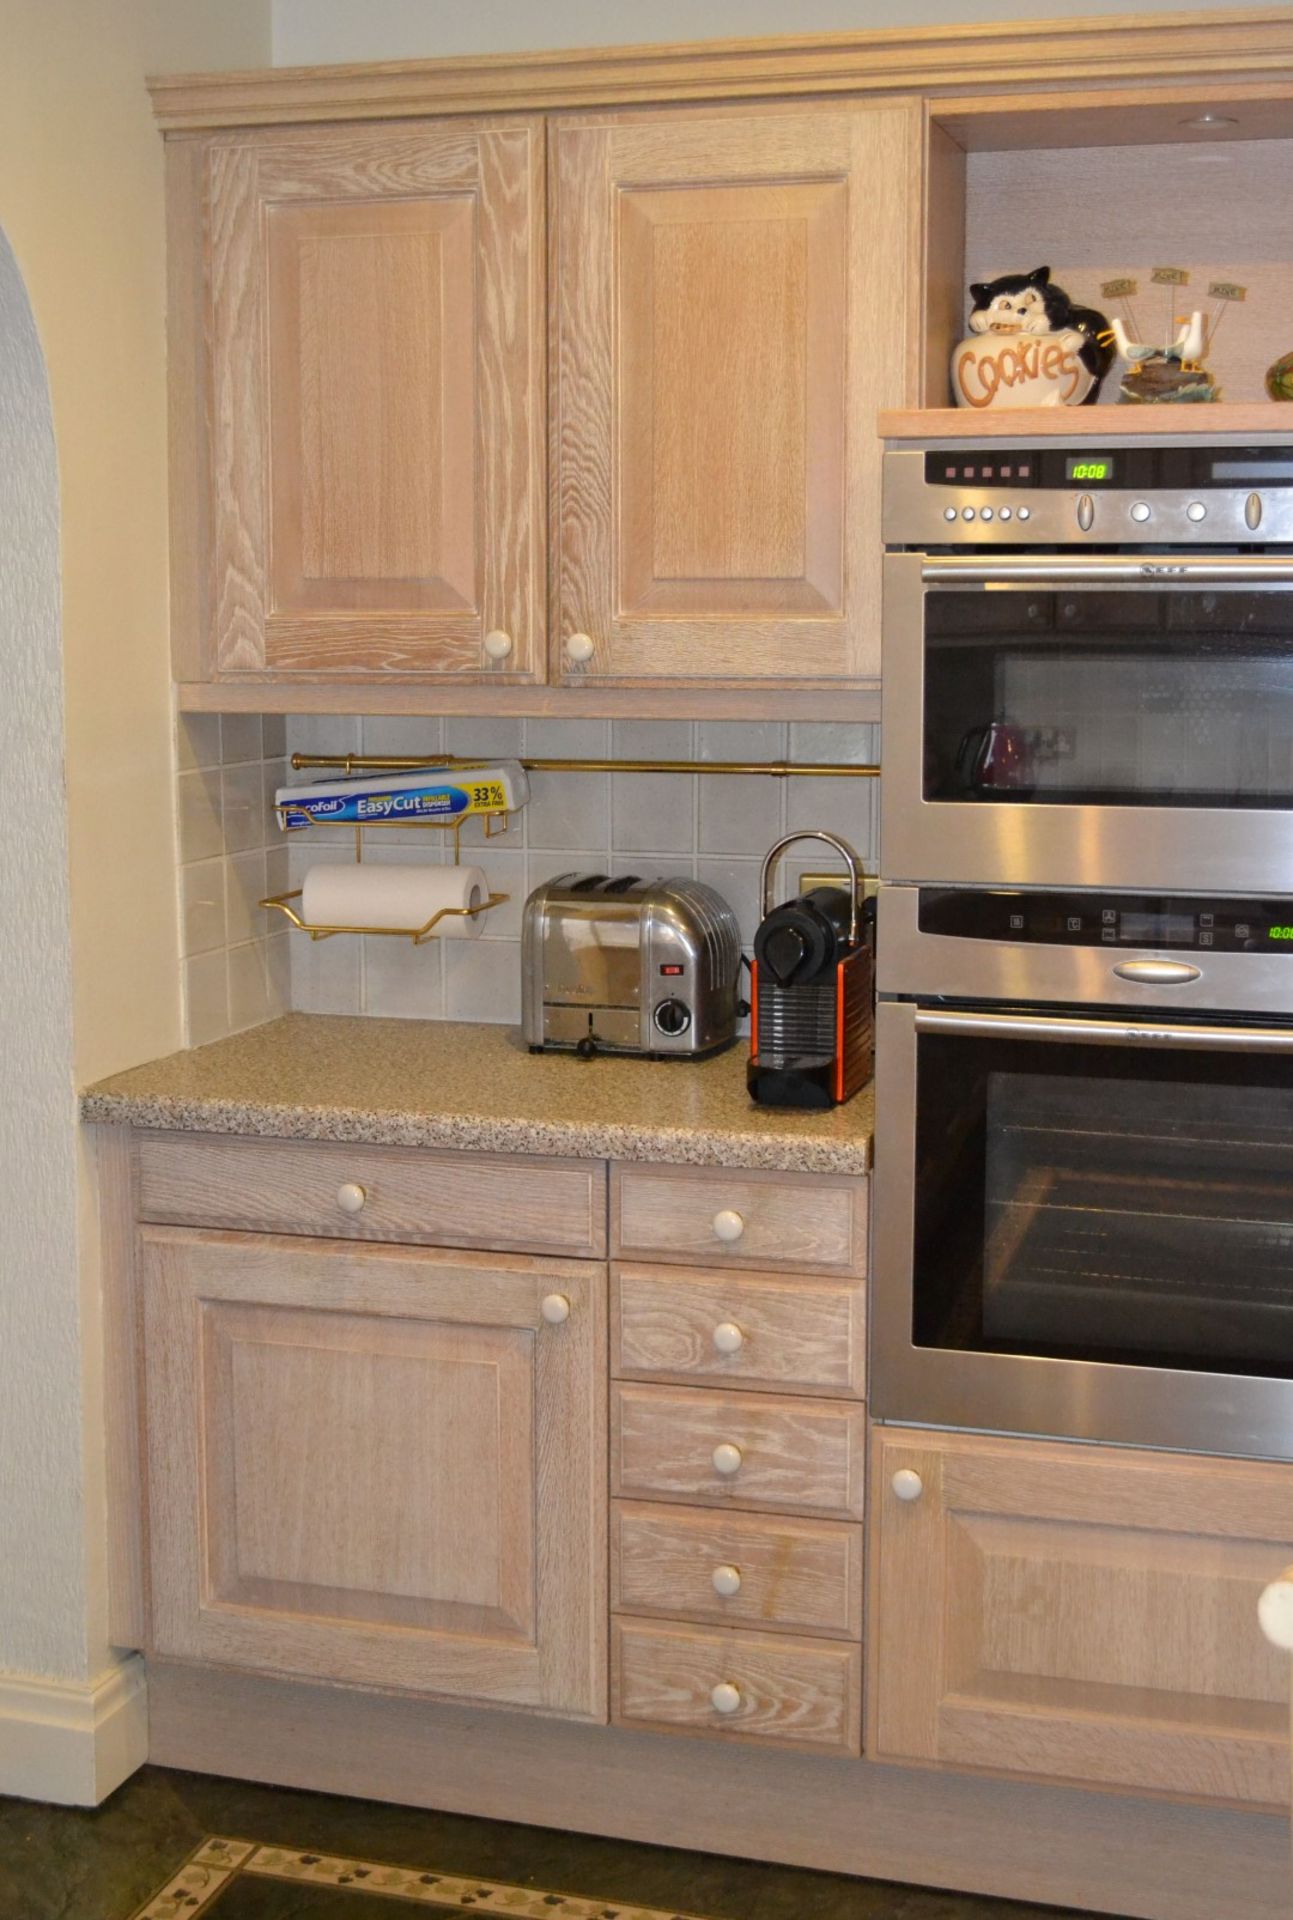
[653,997,692,1037]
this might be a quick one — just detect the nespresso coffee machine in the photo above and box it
[748,833,874,1109]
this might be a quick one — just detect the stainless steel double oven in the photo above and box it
[874,439,1293,1461]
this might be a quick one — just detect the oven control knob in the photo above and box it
[1017,506,1031,521]
[1186,500,1207,522]
[1246,492,1264,530]
[944,506,958,522]
[979,506,994,521]
[998,506,1012,522]
[1130,501,1151,523]
[961,506,975,521]
[1076,493,1095,531]
[892,1468,924,1502]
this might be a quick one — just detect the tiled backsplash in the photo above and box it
[280,717,879,1027]
[176,713,291,1045]
[175,713,879,1039]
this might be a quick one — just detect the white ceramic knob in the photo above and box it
[710,1681,742,1715]
[712,1209,745,1244]
[1258,1577,1293,1651]
[336,1182,367,1215]
[711,1564,742,1597]
[712,1442,743,1477]
[892,1468,924,1502]
[483,628,513,661]
[565,632,595,664]
[540,1293,571,1325]
[712,1321,744,1355]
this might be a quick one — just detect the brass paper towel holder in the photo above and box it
[259,810,512,944]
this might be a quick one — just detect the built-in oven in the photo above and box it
[882,442,1293,894]
[872,883,1293,1461]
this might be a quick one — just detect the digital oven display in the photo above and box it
[1065,455,1117,483]
[1118,912,1196,945]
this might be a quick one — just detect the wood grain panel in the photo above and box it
[617,182,843,616]
[612,1499,863,1637]
[868,1426,1293,1807]
[136,1132,606,1258]
[149,17,1293,131]
[267,198,475,612]
[96,1126,148,1649]
[551,100,921,686]
[612,1261,864,1398]
[205,117,543,681]
[144,1659,1293,1920]
[142,1228,606,1717]
[612,1383,865,1519]
[612,1617,861,1753]
[612,1162,867,1274]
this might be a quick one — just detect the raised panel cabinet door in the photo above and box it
[551,102,921,686]
[869,1426,1293,1807]
[206,119,544,680]
[142,1227,606,1719]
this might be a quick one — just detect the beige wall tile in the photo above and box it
[222,761,263,855]
[363,936,443,1019]
[226,849,267,948]
[443,939,521,1024]
[180,858,227,958]
[220,713,263,765]
[177,767,223,864]
[183,950,228,1048]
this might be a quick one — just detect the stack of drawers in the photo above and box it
[608,1162,868,1756]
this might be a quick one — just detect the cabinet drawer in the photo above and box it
[136,1133,606,1259]
[613,1262,863,1398]
[612,1500,862,1638]
[612,1617,861,1754]
[612,1164,866,1275]
[612,1384,865,1520]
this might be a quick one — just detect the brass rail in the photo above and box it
[289,753,879,778]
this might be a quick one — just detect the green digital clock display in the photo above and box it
[1066,457,1116,483]
[1270,926,1293,941]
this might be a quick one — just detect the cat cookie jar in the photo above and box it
[952,267,1113,409]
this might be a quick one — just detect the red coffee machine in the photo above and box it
[748,832,874,1110]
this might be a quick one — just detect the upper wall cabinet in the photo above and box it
[195,118,545,683]
[550,102,920,688]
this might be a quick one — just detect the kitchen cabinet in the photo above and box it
[551,101,919,689]
[197,118,545,683]
[141,1225,606,1718]
[869,1426,1293,1807]
[607,1158,868,1752]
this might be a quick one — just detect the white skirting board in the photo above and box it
[0,1656,147,1805]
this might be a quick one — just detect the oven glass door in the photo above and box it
[913,1014,1293,1377]
[924,585,1293,809]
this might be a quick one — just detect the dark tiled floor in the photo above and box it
[0,1765,1124,1920]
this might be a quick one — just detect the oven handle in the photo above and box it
[913,1006,1293,1052]
[920,558,1293,585]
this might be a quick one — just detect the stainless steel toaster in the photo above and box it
[521,874,741,1057]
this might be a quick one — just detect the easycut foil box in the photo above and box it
[276,763,530,831]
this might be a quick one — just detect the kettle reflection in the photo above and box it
[955,720,1033,794]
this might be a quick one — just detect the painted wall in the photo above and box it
[272,0,1271,64]
[0,0,269,1731]
[0,232,82,1685]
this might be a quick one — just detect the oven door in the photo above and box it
[882,552,1293,891]
[872,994,1293,1459]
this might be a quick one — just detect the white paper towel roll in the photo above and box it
[301,863,488,937]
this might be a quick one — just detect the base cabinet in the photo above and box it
[869,1427,1293,1807]
[141,1226,606,1719]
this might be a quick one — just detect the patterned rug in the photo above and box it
[133,1837,711,1919]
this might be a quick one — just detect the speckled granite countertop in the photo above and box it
[81,1015,873,1175]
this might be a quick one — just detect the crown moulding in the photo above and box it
[147,6,1293,130]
